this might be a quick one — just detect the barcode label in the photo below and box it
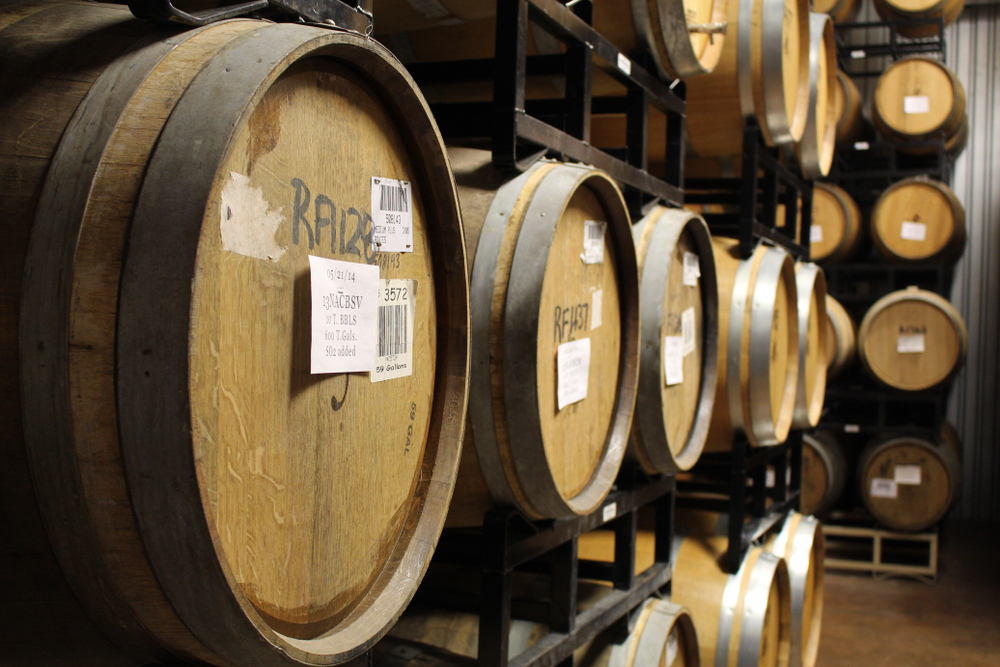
[682,307,696,357]
[900,221,927,241]
[372,279,415,382]
[682,251,700,286]
[582,220,607,264]
[870,478,898,499]
[371,177,413,253]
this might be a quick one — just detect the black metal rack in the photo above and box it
[827,139,952,200]
[407,470,674,667]
[685,123,813,260]
[834,18,945,74]
[403,0,686,218]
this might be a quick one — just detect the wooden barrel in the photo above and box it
[2,2,470,665]
[858,287,967,391]
[872,56,966,144]
[445,147,639,527]
[383,594,699,667]
[685,0,811,156]
[824,295,857,381]
[833,69,864,144]
[764,513,824,667]
[943,112,969,157]
[873,0,966,38]
[870,176,966,263]
[579,529,791,667]
[705,238,799,449]
[792,263,827,429]
[796,13,836,180]
[801,431,849,516]
[939,420,963,462]
[858,435,962,532]
[809,183,863,264]
[374,0,729,80]
[630,206,719,473]
[813,0,862,22]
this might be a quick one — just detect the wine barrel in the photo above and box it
[873,0,966,38]
[824,295,857,381]
[870,176,966,263]
[939,420,963,462]
[2,2,469,665]
[764,513,824,667]
[833,69,864,144]
[792,263,827,429]
[796,13,836,180]
[631,206,719,473]
[809,183,863,264]
[858,287,967,391]
[813,0,862,22]
[858,435,962,532]
[686,0,811,156]
[384,594,699,667]
[579,529,791,667]
[943,112,969,157]
[801,431,849,516]
[374,0,728,80]
[705,238,799,449]
[445,147,639,527]
[872,56,966,144]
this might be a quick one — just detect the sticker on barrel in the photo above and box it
[309,256,378,374]
[582,220,607,264]
[372,279,415,382]
[371,177,413,253]
[557,338,591,410]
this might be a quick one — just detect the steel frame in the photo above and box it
[834,18,945,74]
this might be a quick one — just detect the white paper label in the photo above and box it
[666,629,679,666]
[766,468,776,488]
[371,177,413,253]
[617,52,631,75]
[810,225,823,243]
[897,333,925,353]
[850,49,866,59]
[602,502,617,522]
[682,251,701,286]
[663,336,684,386]
[557,338,591,410]
[904,95,930,114]
[371,279,415,382]
[582,220,607,264]
[870,478,898,499]
[900,221,927,241]
[309,256,379,374]
[845,424,860,433]
[681,307,696,357]
[895,464,923,485]
[591,289,603,330]
[854,141,870,150]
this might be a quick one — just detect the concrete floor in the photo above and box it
[817,519,1000,666]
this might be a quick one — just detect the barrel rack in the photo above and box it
[402,0,686,218]
[834,18,946,74]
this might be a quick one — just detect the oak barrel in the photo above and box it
[858,435,962,532]
[872,56,966,144]
[873,0,966,38]
[792,263,827,429]
[384,593,699,667]
[813,0,862,22]
[631,206,719,473]
[939,420,963,462]
[858,287,967,391]
[824,295,857,381]
[705,238,800,449]
[446,147,639,526]
[1,2,470,664]
[870,176,966,263]
[809,183,863,264]
[373,0,728,80]
[764,513,824,667]
[833,69,864,144]
[686,0,811,155]
[801,431,849,516]
[796,13,836,180]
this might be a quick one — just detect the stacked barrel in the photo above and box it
[804,28,967,537]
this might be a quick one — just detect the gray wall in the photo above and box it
[944,4,1000,521]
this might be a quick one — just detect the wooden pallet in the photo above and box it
[821,516,938,583]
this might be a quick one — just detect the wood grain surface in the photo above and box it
[870,176,965,263]
[801,431,848,516]
[873,56,965,140]
[810,183,862,263]
[824,295,856,381]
